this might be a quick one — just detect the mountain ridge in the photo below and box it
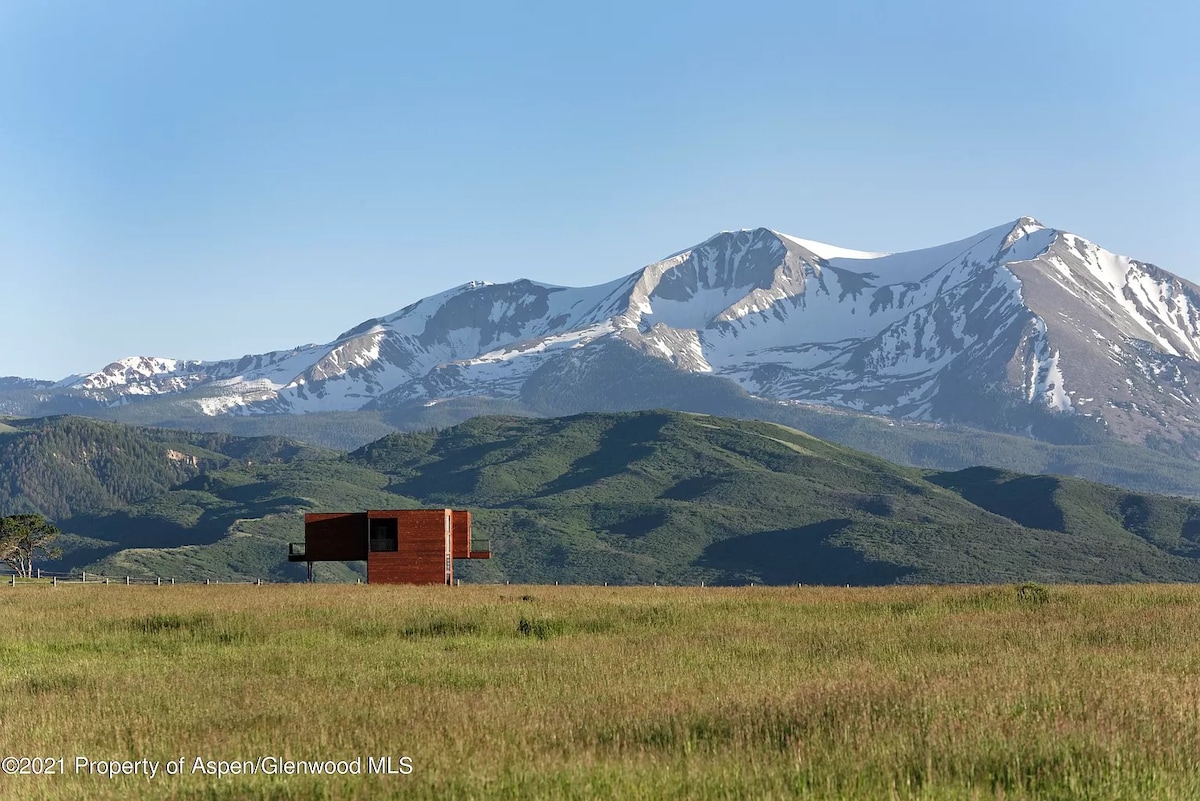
[9,217,1200,456]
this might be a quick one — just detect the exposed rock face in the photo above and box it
[25,218,1200,453]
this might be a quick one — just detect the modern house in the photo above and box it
[288,509,490,584]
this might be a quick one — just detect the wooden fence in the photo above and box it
[1,569,271,587]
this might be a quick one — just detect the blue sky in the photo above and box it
[2,0,1197,379]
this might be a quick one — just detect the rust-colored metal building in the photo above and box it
[289,509,489,584]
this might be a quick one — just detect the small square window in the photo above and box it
[369,519,398,552]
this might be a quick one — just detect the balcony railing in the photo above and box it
[467,537,491,559]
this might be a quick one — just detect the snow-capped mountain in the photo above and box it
[32,218,1200,452]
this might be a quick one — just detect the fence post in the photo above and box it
[256,578,262,586]
[37,568,41,579]
[82,571,86,584]
[52,576,57,587]
[126,576,130,586]
[205,579,209,586]
[105,578,109,585]
[171,578,175,585]
[156,577,161,586]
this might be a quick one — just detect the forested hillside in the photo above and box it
[12,412,1200,586]
[0,416,330,520]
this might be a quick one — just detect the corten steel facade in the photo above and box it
[289,509,489,584]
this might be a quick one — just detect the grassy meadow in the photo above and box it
[2,583,1200,799]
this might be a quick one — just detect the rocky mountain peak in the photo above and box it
[21,217,1200,457]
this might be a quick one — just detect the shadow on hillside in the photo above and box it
[534,415,668,498]
[37,532,121,573]
[697,520,914,586]
[61,510,239,553]
[928,467,1066,531]
[388,439,516,502]
[658,475,725,501]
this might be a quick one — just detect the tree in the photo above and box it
[0,514,62,578]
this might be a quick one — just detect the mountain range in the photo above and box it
[7,411,1200,585]
[8,217,1200,460]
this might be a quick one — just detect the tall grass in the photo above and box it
[2,584,1199,799]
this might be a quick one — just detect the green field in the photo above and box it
[3,584,1200,799]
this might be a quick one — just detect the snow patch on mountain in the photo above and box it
[39,216,1200,453]
[773,231,889,261]
[73,357,198,392]
[1023,319,1073,412]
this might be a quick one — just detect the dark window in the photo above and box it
[369,518,398,552]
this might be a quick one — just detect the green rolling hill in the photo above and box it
[86,381,1200,498]
[5,412,1200,585]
